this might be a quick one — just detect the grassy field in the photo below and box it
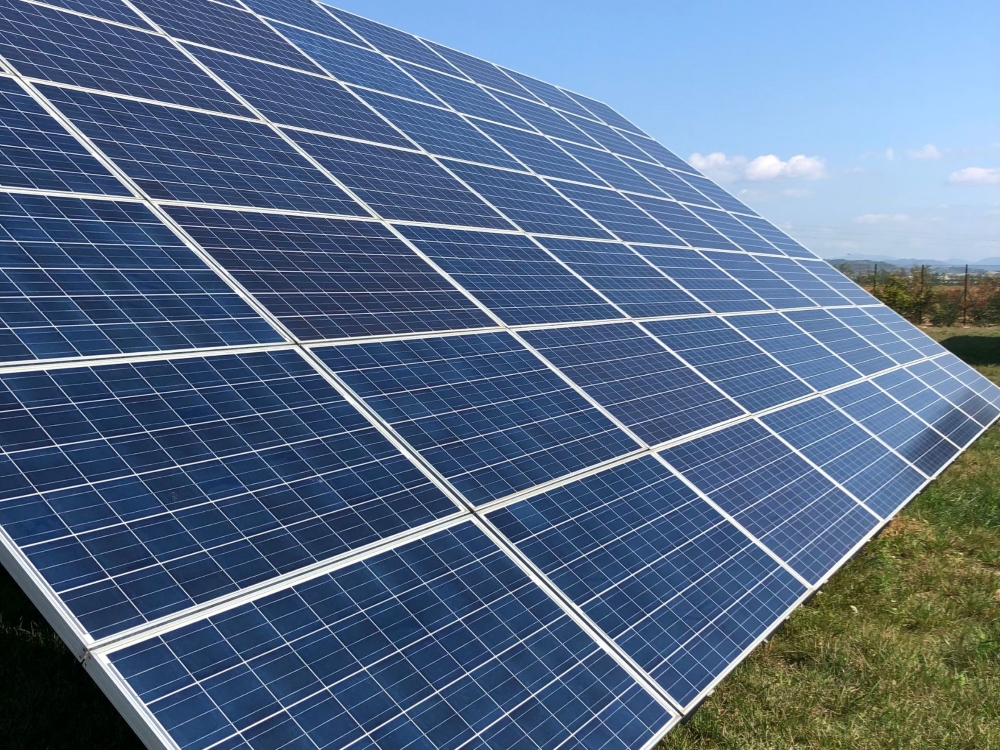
[0,329,998,749]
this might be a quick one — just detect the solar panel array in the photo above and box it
[0,0,998,747]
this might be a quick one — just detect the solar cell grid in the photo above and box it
[784,308,896,375]
[661,420,879,584]
[107,522,675,750]
[40,0,148,27]
[423,41,538,99]
[538,236,708,319]
[501,68,595,119]
[0,193,280,363]
[442,159,611,239]
[875,368,981,447]
[241,0,363,45]
[681,172,758,216]
[558,141,664,196]
[563,90,648,136]
[726,313,859,391]
[397,225,623,326]
[737,215,816,259]
[488,455,806,708]
[351,89,521,169]
[633,246,769,313]
[550,181,686,246]
[703,251,814,310]
[629,196,738,251]
[325,6,455,74]
[472,118,599,184]
[42,84,366,215]
[643,317,814,412]
[622,134,699,174]
[314,332,639,505]
[831,307,922,364]
[275,24,438,104]
[521,323,745,445]
[165,205,495,340]
[285,131,511,229]
[760,397,926,518]
[397,61,527,128]
[0,0,249,117]
[0,74,128,195]
[757,255,849,307]
[187,46,410,147]
[491,90,599,146]
[129,0,324,73]
[0,349,460,638]
[687,206,777,255]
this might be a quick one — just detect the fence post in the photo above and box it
[963,264,969,326]
[873,263,878,296]
[918,265,925,324]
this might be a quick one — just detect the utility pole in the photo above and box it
[873,263,878,296]
[963,264,969,326]
[918,265,926,325]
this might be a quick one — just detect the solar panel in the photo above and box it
[0,2,998,748]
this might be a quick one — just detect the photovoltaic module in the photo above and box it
[0,0,997,747]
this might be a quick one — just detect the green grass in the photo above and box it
[1,330,998,749]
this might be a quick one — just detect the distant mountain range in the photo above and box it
[829,256,1000,272]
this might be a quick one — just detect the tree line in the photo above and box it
[835,263,1000,327]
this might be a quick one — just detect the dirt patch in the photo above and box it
[880,517,933,540]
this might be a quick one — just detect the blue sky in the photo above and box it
[330,0,1000,263]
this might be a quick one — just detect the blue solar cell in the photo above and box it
[442,161,611,239]
[190,47,409,146]
[425,41,540,99]
[563,90,648,136]
[397,225,623,325]
[687,206,777,255]
[44,85,365,215]
[0,350,460,637]
[783,309,895,375]
[538,237,709,319]
[726,313,859,390]
[565,114,655,161]
[624,160,717,207]
[644,317,814,412]
[351,89,520,168]
[827,381,959,475]
[632,246,769,313]
[130,0,323,73]
[681,172,758,216]
[628,196,738,251]
[558,141,664,196]
[325,7,454,73]
[798,259,876,303]
[661,421,879,584]
[472,119,599,183]
[703,251,815,309]
[875,368,981,447]
[550,181,686,246]
[501,69,594,118]
[521,323,745,444]
[736,215,816,259]
[830,308,922,364]
[0,0,247,117]
[489,455,805,708]
[491,90,600,146]
[0,194,280,363]
[109,522,673,750]
[909,359,1000,426]
[276,24,437,104]
[622,133,699,173]
[937,354,1000,411]
[0,76,127,195]
[757,255,850,307]
[397,62,527,127]
[241,0,363,45]
[864,305,944,357]
[315,333,638,505]
[166,206,493,340]
[41,0,148,27]
[285,131,511,228]
[761,397,926,518]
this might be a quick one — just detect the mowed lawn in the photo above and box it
[0,330,998,749]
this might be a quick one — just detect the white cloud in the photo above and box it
[783,188,812,198]
[886,148,896,161]
[948,167,1000,185]
[688,152,826,182]
[745,154,826,181]
[854,213,911,224]
[908,143,942,160]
